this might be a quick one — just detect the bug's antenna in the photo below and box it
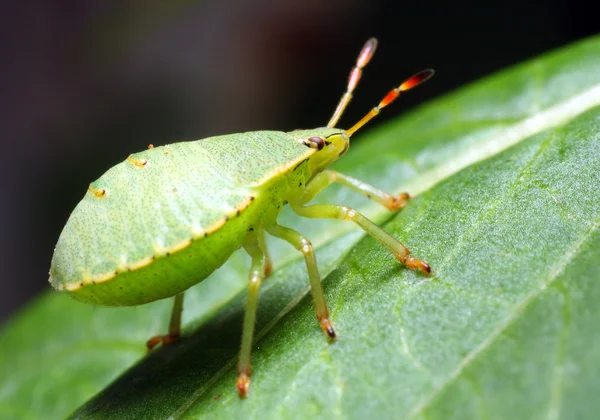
[346,68,434,136]
[327,38,378,128]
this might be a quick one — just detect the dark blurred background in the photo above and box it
[0,0,597,324]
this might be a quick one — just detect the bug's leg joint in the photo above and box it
[385,192,410,210]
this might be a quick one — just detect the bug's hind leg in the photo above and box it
[237,236,267,397]
[265,223,336,339]
[291,203,431,274]
[259,230,272,276]
[147,292,184,350]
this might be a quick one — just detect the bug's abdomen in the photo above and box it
[49,143,270,306]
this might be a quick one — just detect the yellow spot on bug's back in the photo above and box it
[126,155,148,168]
[87,185,107,198]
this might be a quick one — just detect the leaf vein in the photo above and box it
[409,218,599,418]
[435,127,557,277]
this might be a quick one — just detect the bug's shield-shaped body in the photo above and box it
[49,128,339,306]
[48,37,434,397]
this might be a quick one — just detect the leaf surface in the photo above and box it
[1,36,599,420]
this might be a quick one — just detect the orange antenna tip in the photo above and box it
[399,68,435,92]
[346,68,435,136]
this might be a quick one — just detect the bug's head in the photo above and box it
[311,38,433,165]
[293,39,434,173]
[291,127,350,172]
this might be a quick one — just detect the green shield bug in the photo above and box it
[49,38,433,397]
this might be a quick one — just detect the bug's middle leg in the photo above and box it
[265,223,336,339]
[146,292,184,350]
[302,169,409,210]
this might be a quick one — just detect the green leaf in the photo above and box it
[2,36,600,420]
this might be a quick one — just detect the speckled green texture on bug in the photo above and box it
[50,129,335,304]
[49,38,434,397]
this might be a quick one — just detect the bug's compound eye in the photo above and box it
[303,136,325,151]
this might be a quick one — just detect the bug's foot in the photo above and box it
[386,192,410,210]
[404,256,431,275]
[237,372,250,398]
[146,333,179,351]
[319,318,337,340]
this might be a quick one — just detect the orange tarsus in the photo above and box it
[146,333,180,351]
[319,317,336,339]
[404,256,432,275]
[148,144,154,149]
[385,192,410,210]
[237,372,250,398]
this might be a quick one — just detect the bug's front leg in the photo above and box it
[302,169,409,210]
[237,236,267,397]
[147,292,184,350]
[265,223,336,339]
[291,203,431,274]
